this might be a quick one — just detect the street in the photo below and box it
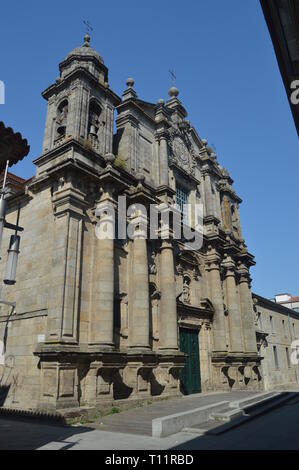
[1,397,299,450]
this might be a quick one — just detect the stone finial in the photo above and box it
[83,33,91,47]
[122,78,137,101]
[168,86,179,98]
[136,172,145,186]
[104,153,116,168]
[126,78,135,88]
[157,98,165,107]
[202,139,208,146]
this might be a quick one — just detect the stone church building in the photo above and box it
[0,35,262,412]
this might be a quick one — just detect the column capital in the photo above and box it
[221,255,236,277]
[236,262,251,285]
[160,239,174,251]
[205,246,221,271]
[128,205,148,240]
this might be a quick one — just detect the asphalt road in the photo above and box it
[1,397,299,450]
[173,396,299,450]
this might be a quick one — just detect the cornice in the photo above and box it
[42,68,121,106]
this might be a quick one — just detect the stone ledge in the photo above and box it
[0,406,65,424]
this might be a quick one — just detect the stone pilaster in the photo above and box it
[159,240,178,351]
[89,188,116,350]
[158,134,169,187]
[46,181,86,344]
[237,263,258,354]
[222,256,243,353]
[128,210,150,350]
[202,171,214,217]
[206,248,227,353]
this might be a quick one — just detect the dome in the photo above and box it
[65,34,104,64]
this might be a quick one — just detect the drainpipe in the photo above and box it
[288,312,298,383]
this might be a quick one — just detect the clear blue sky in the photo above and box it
[0,0,298,299]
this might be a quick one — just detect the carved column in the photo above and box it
[222,256,243,353]
[237,263,258,354]
[128,210,150,350]
[206,249,227,352]
[89,187,115,350]
[159,240,178,351]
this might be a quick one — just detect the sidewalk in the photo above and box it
[1,389,299,449]
[86,390,259,436]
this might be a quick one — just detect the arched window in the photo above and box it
[56,99,68,138]
[88,100,102,138]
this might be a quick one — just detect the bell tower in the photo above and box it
[40,33,120,163]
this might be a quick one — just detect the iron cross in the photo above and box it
[169,69,176,86]
[83,20,94,34]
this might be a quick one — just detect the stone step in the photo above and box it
[152,401,230,438]
[85,391,264,437]
[210,408,245,423]
[228,391,279,410]
[182,392,296,437]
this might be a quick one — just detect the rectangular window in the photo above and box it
[270,315,274,333]
[293,323,296,338]
[258,312,263,330]
[286,348,291,368]
[282,319,286,336]
[273,346,279,370]
[176,184,189,224]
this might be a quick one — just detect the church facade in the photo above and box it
[0,35,262,412]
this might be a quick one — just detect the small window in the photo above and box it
[258,312,263,330]
[270,315,274,333]
[282,319,286,336]
[286,348,291,368]
[273,346,279,370]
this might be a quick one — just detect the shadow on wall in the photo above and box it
[0,355,16,407]
[0,385,10,406]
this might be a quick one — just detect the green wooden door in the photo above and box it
[179,328,201,395]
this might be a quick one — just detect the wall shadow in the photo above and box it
[0,417,93,450]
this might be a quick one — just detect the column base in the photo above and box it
[211,353,263,392]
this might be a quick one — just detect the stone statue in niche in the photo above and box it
[182,276,191,304]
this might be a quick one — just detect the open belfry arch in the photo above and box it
[0,34,262,412]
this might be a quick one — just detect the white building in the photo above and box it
[275,294,299,313]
